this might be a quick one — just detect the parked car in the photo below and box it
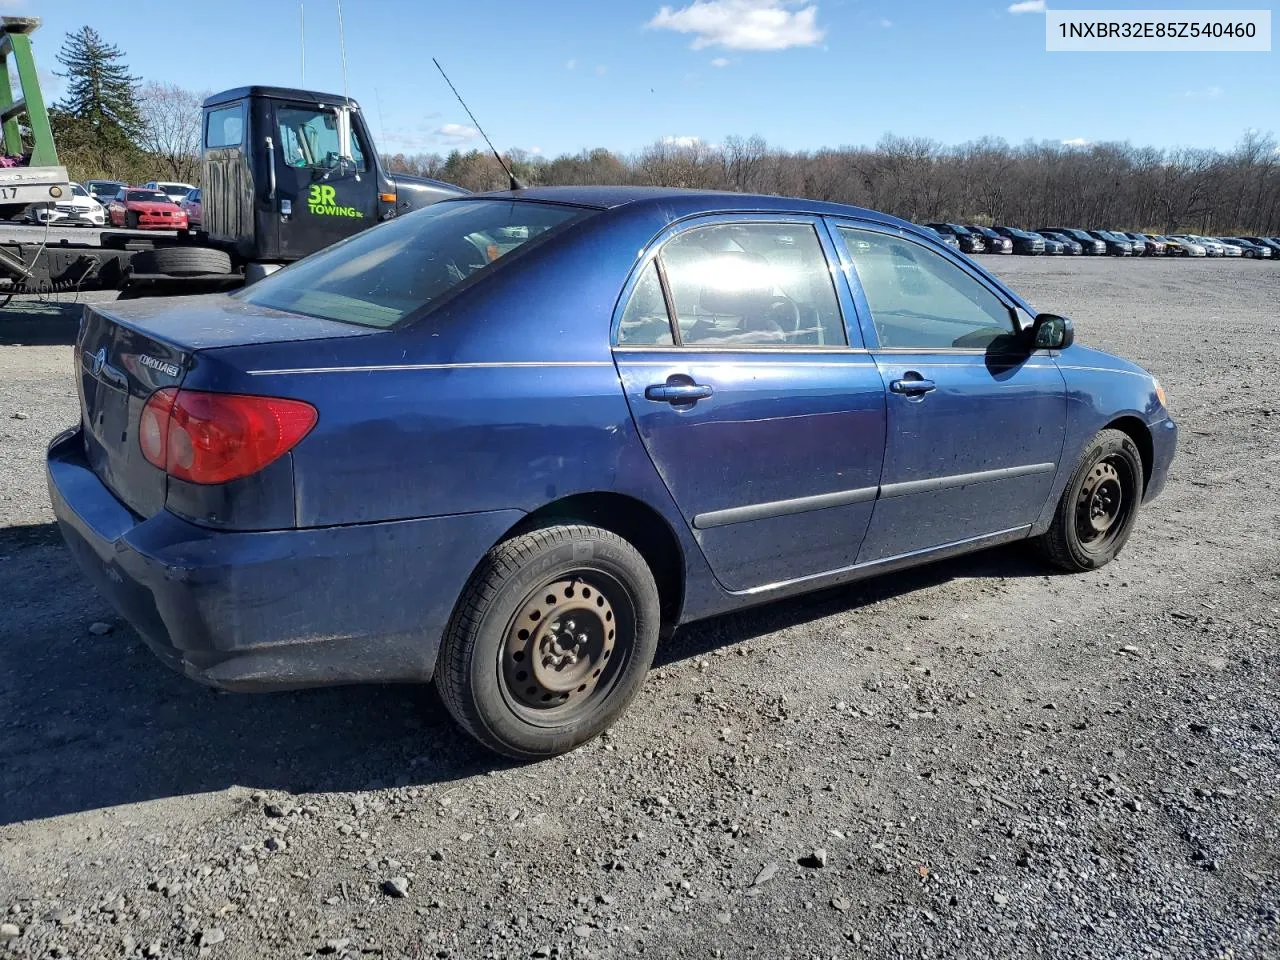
[1124,233,1165,256]
[920,225,961,250]
[963,226,1013,254]
[1087,230,1133,256]
[47,187,1178,759]
[924,222,984,254]
[1242,236,1280,258]
[992,226,1046,255]
[1213,237,1242,257]
[145,180,198,206]
[106,187,190,230]
[1037,231,1083,255]
[179,187,202,229]
[1039,227,1106,255]
[1039,234,1066,255]
[1187,234,1225,257]
[1165,235,1207,257]
[86,179,125,204]
[23,181,105,227]
[1220,238,1267,258]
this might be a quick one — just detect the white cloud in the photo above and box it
[595,64,608,76]
[662,135,704,148]
[433,123,480,145]
[1061,137,1091,147]
[1184,85,1224,99]
[565,58,577,70]
[1008,0,1047,13]
[878,17,892,27]
[647,0,825,51]
[710,56,731,66]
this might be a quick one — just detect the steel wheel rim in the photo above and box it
[498,572,632,726]
[1075,455,1134,550]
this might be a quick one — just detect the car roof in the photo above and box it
[462,185,914,228]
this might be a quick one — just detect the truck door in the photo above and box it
[269,100,378,260]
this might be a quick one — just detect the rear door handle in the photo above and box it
[645,382,713,403]
[889,377,936,395]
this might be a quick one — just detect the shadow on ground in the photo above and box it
[0,298,84,346]
[0,531,1047,825]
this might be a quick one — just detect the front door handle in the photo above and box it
[645,382,713,404]
[889,377,936,396]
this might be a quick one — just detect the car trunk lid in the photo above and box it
[76,294,377,518]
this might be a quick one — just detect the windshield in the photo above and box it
[127,191,169,203]
[237,199,592,328]
[947,224,970,235]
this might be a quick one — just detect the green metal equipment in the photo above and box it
[0,17,58,166]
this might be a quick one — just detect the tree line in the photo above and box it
[384,131,1280,236]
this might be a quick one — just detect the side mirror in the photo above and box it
[1031,313,1074,350]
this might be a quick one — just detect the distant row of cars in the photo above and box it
[23,179,201,230]
[921,222,1279,260]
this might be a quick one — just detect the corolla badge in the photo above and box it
[139,354,181,378]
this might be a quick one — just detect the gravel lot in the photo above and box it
[1,259,1277,959]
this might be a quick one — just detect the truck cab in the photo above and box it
[201,86,465,269]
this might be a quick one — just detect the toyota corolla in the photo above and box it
[48,187,1177,759]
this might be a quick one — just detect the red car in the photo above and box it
[107,187,189,230]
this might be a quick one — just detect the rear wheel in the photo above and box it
[436,523,661,759]
[1035,429,1143,572]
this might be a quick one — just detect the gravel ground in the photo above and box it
[0,259,1277,959]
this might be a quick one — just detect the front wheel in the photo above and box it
[1035,429,1144,571]
[436,523,661,759]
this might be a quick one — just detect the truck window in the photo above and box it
[206,105,244,148]
[276,106,366,172]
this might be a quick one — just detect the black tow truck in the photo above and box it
[0,19,464,298]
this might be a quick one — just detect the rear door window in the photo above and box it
[656,222,846,347]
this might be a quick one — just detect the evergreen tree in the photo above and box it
[54,26,142,142]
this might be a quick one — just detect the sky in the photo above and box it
[10,0,1278,158]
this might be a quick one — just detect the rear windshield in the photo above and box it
[237,199,591,328]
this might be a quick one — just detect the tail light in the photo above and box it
[140,388,317,485]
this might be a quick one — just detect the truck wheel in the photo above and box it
[1035,429,1143,572]
[132,247,232,277]
[436,523,661,759]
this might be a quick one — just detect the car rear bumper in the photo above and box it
[1143,416,1177,504]
[47,427,523,691]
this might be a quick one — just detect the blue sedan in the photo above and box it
[47,187,1177,758]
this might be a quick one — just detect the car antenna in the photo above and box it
[432,57,525,191]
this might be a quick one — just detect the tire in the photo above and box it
[132,247,232,277]
[126,211,139,229]
[436,523,661,759]
[1035,428,1144,572]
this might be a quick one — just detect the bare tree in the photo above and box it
[137,82,204,182]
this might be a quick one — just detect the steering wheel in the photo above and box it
[767,296,801,336]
